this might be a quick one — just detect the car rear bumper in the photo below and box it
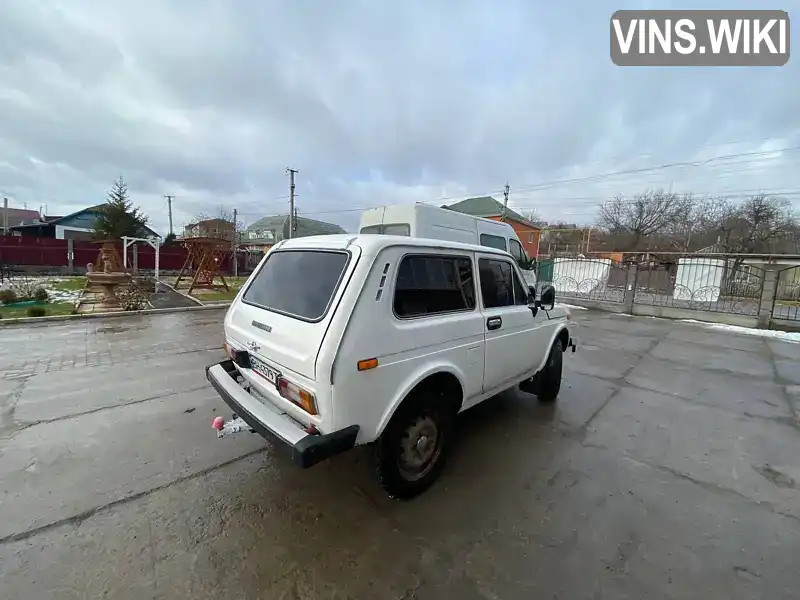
[206,359,359,468]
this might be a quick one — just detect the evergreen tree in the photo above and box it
[92,176,150,240]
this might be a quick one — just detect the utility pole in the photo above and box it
[164,195,175,236]
[286,168,297,239]
[502,183,510,221]
[2,197,8,236]
[232,208,238,278]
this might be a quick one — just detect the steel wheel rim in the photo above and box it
[398,415,442,481]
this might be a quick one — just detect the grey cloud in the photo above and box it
[0,0,797,236]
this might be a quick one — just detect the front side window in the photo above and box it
[478,258,514,308]
[394,255,475,318]
[242,250,349,321]
[480,233,507,252]
[509,239,524,263]
[513,268,529,305]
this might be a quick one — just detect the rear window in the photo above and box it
[242,250,349,321]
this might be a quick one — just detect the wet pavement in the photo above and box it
[0,309,798,599]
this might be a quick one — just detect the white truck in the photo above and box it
[207,234,576,498]
[359,203,536,282]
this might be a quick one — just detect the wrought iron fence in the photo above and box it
[774,266,800,321]
[534,257,626,303]
[632,258,764,315]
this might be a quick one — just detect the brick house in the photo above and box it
[443,196,542,258]
[183,218,236,242]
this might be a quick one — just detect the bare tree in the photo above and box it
[666,195,735,251]
[597,190,693,250]
[719,195,796,255]
[519,208,547,228]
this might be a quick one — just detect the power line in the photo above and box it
[508,146,800,195]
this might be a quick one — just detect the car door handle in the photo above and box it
[486,317,502,331]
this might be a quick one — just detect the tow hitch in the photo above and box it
[212,414,254,438]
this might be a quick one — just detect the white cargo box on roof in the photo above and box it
[359,203,535,282]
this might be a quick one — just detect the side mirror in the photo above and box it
[538,284,556,311]
[527,285,536,304]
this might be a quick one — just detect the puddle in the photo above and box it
[754,464,797,489]
[96,325,149,334]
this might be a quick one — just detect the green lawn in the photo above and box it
[186,276,246,303]
[0,302,76,319]
[49,277,88,292]
[192,290,239,302]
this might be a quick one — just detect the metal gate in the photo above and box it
[774,266,800,321]
[632,258,764,316]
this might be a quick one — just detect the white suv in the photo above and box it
[207,234,577,498]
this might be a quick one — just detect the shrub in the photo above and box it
[33,287,49,302]
[26,306,47,318]
[0,289,17,305]
[115,281,149,311]
[10,274,40,300]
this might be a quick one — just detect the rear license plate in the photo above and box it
[249,355,280,385]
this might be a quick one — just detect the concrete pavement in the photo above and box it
[0,309,798,599]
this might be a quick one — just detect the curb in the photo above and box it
[0,303,231,327]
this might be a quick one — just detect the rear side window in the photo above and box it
[394,255,475,318]
[360,223,411,236]
[478,258,514,308]
[243,250,349,321]
[480,233,507,251]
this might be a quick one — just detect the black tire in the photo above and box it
[374,390,457,499]
[536,340,563,403]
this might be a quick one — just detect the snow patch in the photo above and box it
[556,303,588,311]
[679,320,800,343]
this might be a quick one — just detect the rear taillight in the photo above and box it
[277,377,318,415]
[223,342,250,368]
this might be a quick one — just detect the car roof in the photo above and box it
[276,234,513,257]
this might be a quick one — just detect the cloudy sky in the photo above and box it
[0,0,797,234]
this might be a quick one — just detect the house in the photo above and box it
[8,205,160,240]
[241,214,346,251]
[183,218,236,241]
[0,206,41,234]
[443,196,542,257]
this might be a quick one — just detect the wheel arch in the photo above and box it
[376,365,465,438]
[532,324,570,375]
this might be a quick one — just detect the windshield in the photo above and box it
[242,250,350,321]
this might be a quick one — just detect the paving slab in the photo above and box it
[584,385,800,519]
[665,326,767,352]
[625,354,793,420]
[13,348,223,423]
[650,338,774,378]
[0,386,265,540]
[1,308,800,599]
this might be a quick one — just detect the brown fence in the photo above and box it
[0,235,230,273]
